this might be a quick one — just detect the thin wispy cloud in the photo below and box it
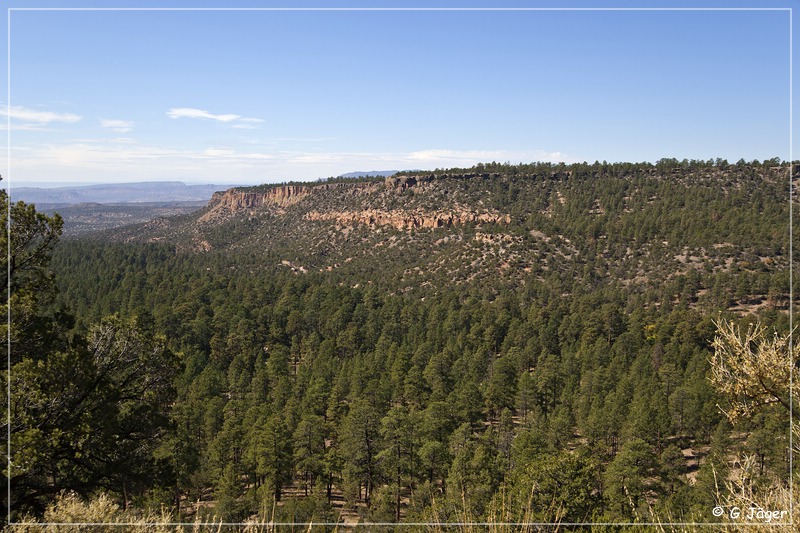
[5,105,82,124]
[167,107,240,122]
[100,119,134,133]
[7,138,576,186]
[9,139,277,181]
[167,107,264,128]
[1,106,82,130]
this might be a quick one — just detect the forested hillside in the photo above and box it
[5,159,797,528]
[103,159,790,306]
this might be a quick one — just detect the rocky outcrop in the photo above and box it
[209,185,310,210]
[306,209,510,230]
[199,177,512,229]
[200,181,386,223]
[199,186,312,222]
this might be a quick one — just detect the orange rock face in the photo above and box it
[305,209,510,230]
[200,186,312,222]
[199,177,510,230]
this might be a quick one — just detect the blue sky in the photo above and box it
[1,1,796,186]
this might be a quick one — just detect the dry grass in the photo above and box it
[10,491,338,533]
[10,482,798,532]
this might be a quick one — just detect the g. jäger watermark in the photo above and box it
[712,505,788,523]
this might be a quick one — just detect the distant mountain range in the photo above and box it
[11,181,239,206]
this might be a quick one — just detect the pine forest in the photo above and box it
[3,158,798,530]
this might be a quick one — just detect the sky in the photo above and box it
[1,0,796,187]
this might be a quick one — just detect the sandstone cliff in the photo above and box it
[202,185,308,217]
[305,209,510,230]
[199,185,316,223]
[198,175,510,229]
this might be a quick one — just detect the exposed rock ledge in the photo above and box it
[207,185,311,211]
[198,185,314,223]
[199,182,382,223]
[306,209,511,230]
